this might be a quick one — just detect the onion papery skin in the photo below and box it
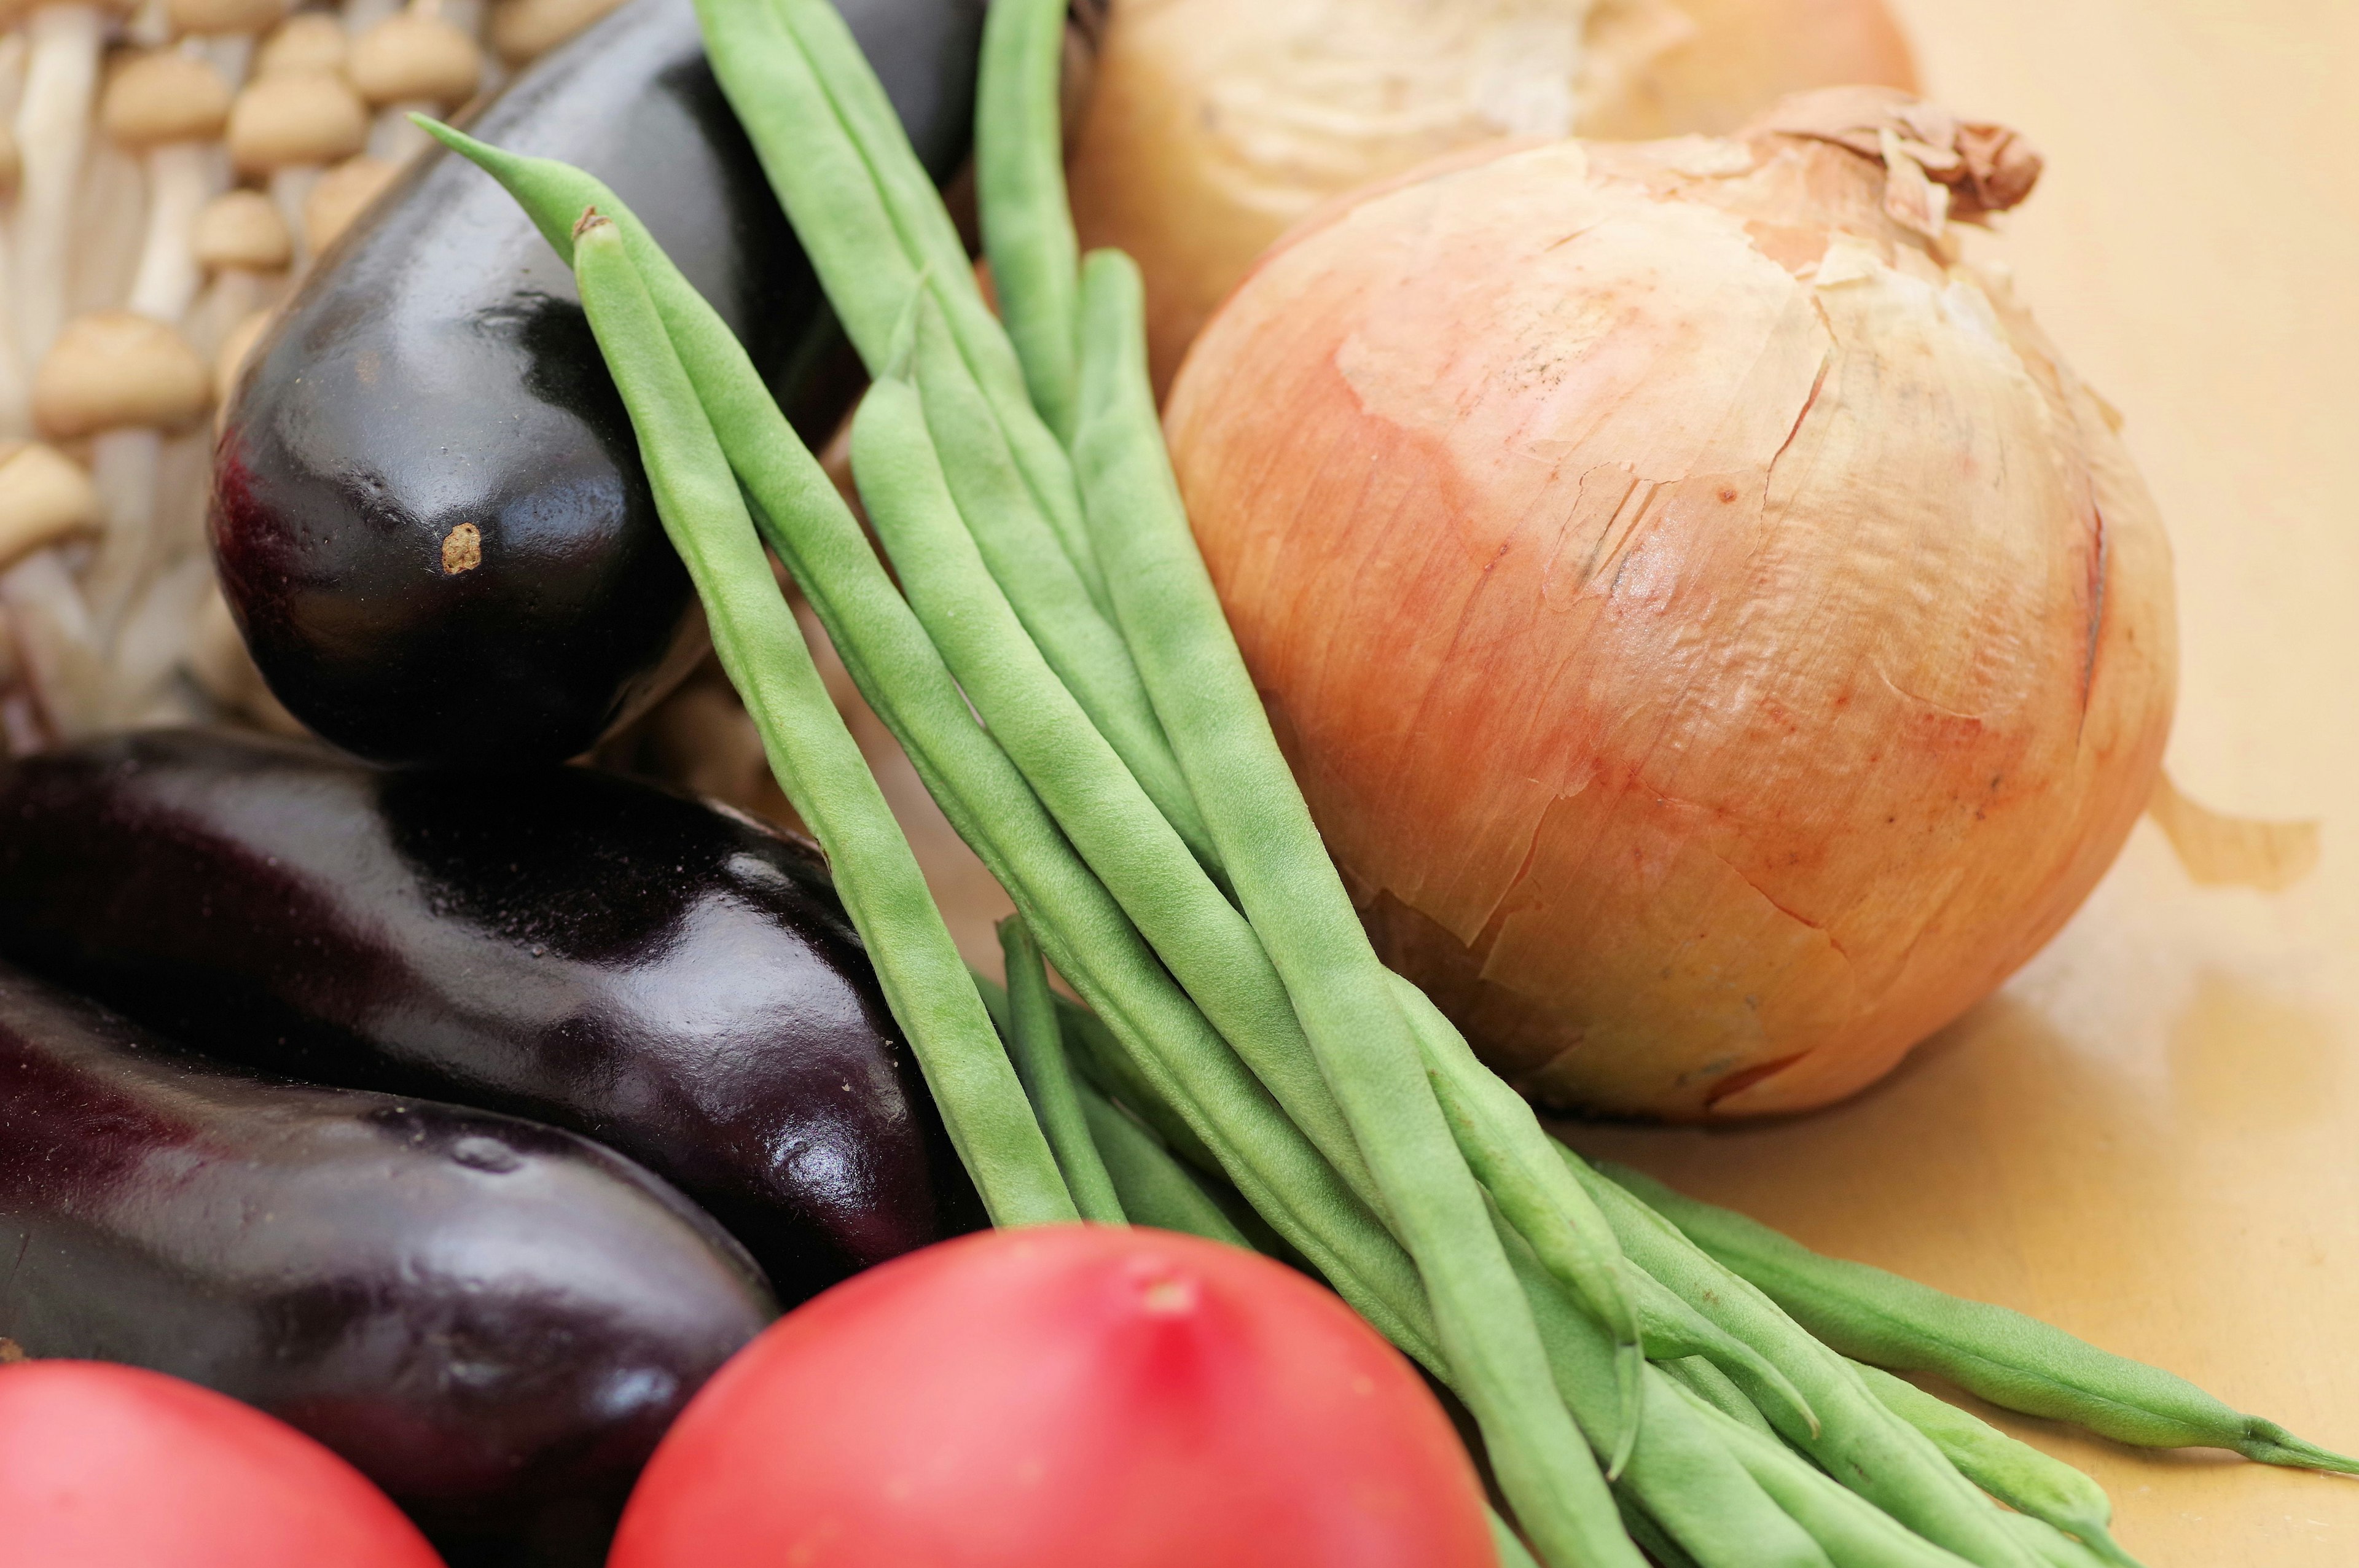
[1067,0,1917,396]
[1166,111,2177,1119]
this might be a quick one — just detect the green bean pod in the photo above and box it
[1565,1154,2041,1568]
[998,915,1127,1225]
[1661,1376,1979,1568]
[975,0,1080,441]
[1665,1357,1783,1441]
[1074,1079,1253,1247]
[563,211,1074,1229]
[1600,1163,2359,1475]
[1847,1365,2140,1568]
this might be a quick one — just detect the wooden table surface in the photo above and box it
[1573,4,2359,1563]
[868,4,2358,1561]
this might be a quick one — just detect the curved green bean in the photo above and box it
[998,915,1126,1225]
[564,211,1074,1228]
[1600,1162,2359,1475]
[1564,1153,2041,1568]
[1850,1363,2139,1568]
[1665,1357,1782,1441]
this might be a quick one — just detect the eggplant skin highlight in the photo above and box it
[210,0,987,766]
[0,958,778,1567]
[0,728,984,1306]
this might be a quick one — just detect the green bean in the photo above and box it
[1074,1077,1251,1247]
[1598,1162,2359,1475]
[898,298,1224,880]
[563,211,1074,1228]
[1617,1497,1703,1568]
[1393,972,1646,1471]
[2001,1515,2122,1568]
[698,0,1104,606]
[975,0,1079,442]
[1562,1153,2041,1568]
[1848,1363,2140,1568]
[690,0,1209,869]
[998,915,1125,1225]
[1661,1376,1978,1568]
[1071,247,1635,1568]
[1665,1357,1782,1442]
[1491,1511,1546,1568]
[1506,1226,1831,1568]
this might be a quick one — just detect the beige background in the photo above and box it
[1577,3,2359,1564]
[884,3,2359,1559]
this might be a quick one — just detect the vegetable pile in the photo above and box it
[353,0,2358,1562]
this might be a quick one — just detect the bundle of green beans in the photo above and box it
[415,1,2355,1560]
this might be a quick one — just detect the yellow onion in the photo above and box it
[1165,89,2177,1119]
[1067,0,1918,395]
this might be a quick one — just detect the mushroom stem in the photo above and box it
[129,142,225,322]
[367,100,433,162]
[268,163,323,268]
[80,426,162,630]
[11,4,104,367]
[0,545,110,737]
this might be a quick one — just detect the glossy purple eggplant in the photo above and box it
[0,958,775,1566]
[211,0,985,766]
[0,728,979,1306]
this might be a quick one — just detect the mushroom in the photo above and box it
[31,311,212,628]
[350,0,482,162]
[187,187,290,357]
[102,49,235,324]
[301,150,398,255]
[251,9,347,77]
[9,0,135,369]
[225,64,368,270]
[489,0,623,68]
[167,0,291,88]
[0,438,99,573]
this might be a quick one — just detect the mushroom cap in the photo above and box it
[350,10,483,106]
[103,52,237,150]
[32,313,214,439]
[303,154,400,255]
[166,0,289,36]
[194,188,294,271]
[227,71,370,172]
[0,443,103,572]
[255,12,350,77]
[491,0,627,66]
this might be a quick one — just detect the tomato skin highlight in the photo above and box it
[611,1225,1496,1568]
[0,1360,446,1568]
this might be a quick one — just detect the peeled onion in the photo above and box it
[1165,90,2177,1119]
[1067,0,1918,394]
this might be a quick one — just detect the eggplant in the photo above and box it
[0,728,979,1305]
[0,958,776,1566]
[211,0,986,766]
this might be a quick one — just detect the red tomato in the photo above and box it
[610,1225,1496,1568]
[0,1359,444,1567]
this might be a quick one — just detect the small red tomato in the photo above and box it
[0,1359,445,1567]
[610,1225,1496,1568]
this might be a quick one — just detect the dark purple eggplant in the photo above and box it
[0,728,979,1306]
[0,958,775,1566]
[210,0,986,767]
